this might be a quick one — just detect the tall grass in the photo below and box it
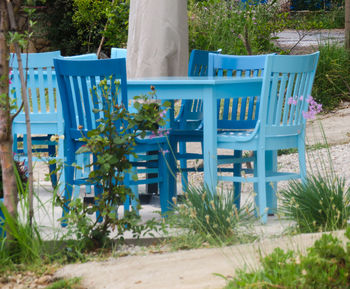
[279,174,350,233]
[0,165,44,268]
[313,43,350,111]
[168,185,256,247]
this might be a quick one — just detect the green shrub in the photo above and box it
[72,0,129,53]
[58,79,170,248]
[313,43,350,111]
[279,174,350,233]
[44,0,129,55]
[168,185,255,246]
[188,0,289,55]
[44,0,83,55]
[289,8,344,29]
[225,229,350,288]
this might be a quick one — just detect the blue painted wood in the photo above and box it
[128,76,263,211]
[10,51,63,188]
[216,52,320,223]
[0,198,5,238]
[111,48,127,59]
[171,51,273,209]
[54,58,171,224]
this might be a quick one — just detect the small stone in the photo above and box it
[36,275,52,285]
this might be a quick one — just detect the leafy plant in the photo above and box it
[313,43,350,111]
[188,0,289,55]
[46,277,82,289]
[289,8,344,29]
[168,185,255,246]
[57,78,170,248]
[279,174,350,233]
[225,228,350,288]
[44,0,83,55]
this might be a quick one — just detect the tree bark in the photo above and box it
[6,0,34,225]
[0,0,18,224]
[346,0,350,50]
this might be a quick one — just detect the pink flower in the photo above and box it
[288,97,297,106]
[302,96,322,120]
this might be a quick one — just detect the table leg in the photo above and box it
[203,88,217,193]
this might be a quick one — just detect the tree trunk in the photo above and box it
[346,0,350,50]
[0,0,18,224]
[6,0,34,225]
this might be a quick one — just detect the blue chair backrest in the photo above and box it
[111,48,127,59]
[10,51,62,130]
[54,58,128,139]
[208,53,271,130]
[65,53,98,60]
[260,52,319,137]
[176,50,219,128]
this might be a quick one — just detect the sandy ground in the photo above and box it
[54,105,350,289]
[56,231,346,289]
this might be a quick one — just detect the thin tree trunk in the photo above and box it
[97,0,115,58]
[0,0,18,227]
[6,0,34,225]
[346,0,350,50]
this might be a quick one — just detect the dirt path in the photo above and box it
[55,231,345,289]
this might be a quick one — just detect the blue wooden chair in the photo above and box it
[216,52,320,223]
[10,51,63,187]
[171,50,272,209]
[208,53,276,211]
[111,48,127,59]
[10,52,99,191]
[53,58,172,221]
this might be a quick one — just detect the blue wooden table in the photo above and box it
[127,76,263,194]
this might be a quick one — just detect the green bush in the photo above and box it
[313,43,350,111]
[225,229,350,288]
[289,8,344,29]
[58,79,170,248]
[279,174,350,233]
[44,0,129,55]
[72,0,129,53]
[44,0,83,55]
[168,185,255,246]
[188,0,289,55]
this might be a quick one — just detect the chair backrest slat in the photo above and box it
[261,52,320,137]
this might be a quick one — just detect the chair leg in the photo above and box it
[61,142,75,227]
[57,137,65,195]
[159,147,171,214]
[48,135,58,188]
[298,138,307,184]
[233,150,242,210]
[179,141,188,193]
[256,150,267,223]
[266,150,277,215]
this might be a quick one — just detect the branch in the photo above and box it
[11,101,23,121]
[97,0,115,58]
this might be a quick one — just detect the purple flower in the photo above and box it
[288,97,297,106]
[302,95,322,120]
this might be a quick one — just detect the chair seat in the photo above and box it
[218,130,256,142]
